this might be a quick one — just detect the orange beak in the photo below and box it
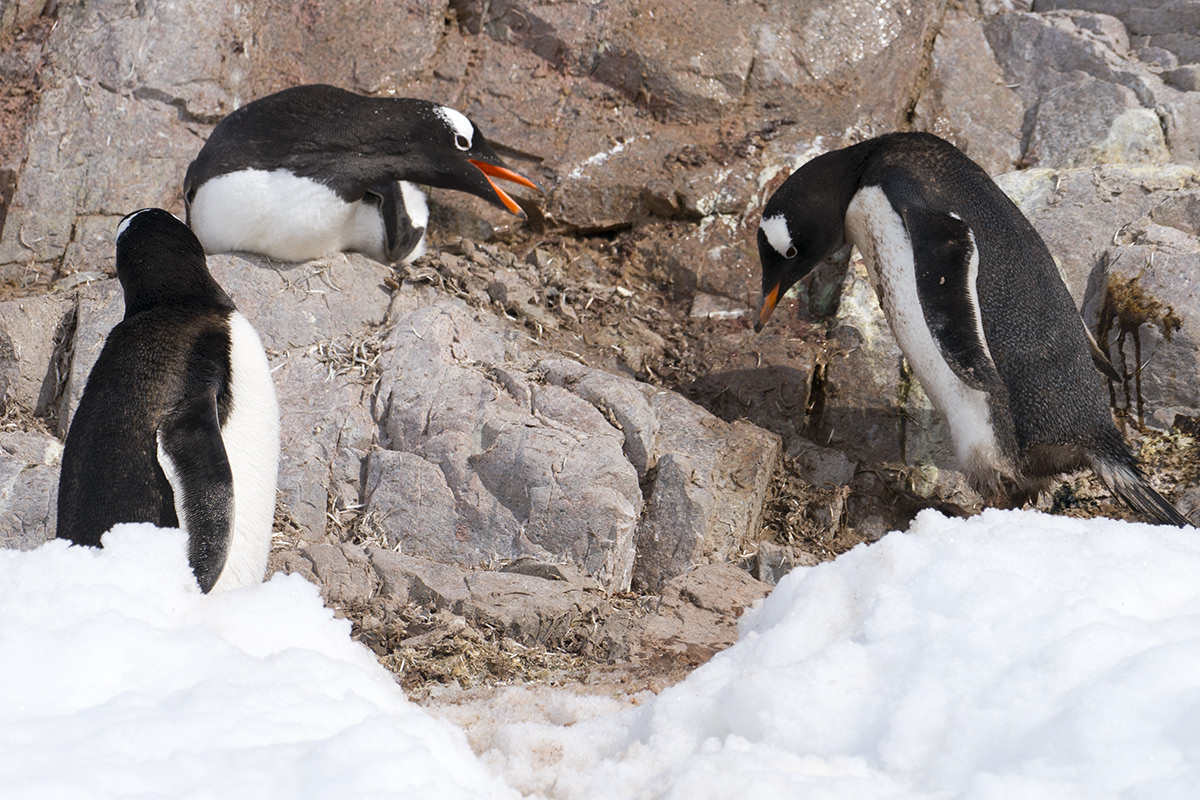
[470,160,542,219]
[755,284,781,332]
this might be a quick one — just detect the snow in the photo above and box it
[4,510,1200,799]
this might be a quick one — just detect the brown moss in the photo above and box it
[1098,274,1183,428]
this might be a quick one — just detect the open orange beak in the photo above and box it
[470,160,542,219]
[754,284,781,332]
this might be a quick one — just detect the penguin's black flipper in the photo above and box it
[366,182,426,264]
[157,390,235,592]
[900,204,1000,392]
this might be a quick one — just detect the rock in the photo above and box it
[637,563,771,663]
[368,548,472,612]
[633,389,780,592]
[0,430,61,549]
[0,292,74,417]
[911,8,1024,174]
[0,326,16,409]
[788,438,858,488]
[540,357,660,476]
[985,9,1191,167]
[500,557,597,586]
[361,448,465,560]
[1028,74,1168,167]
[55,280,123,435]
[684,365,812,444]
[1033,0,1200,64]
[272,352,377,543]
[373,297,643,591]
[302,542,379,607]
[1094,236,1200,430]
[0,78,190,282]
[463,569,602,646]
[1164,65,1200,92]
[210,251,394,352]
[452,0,938,123]
[750,540,813,586]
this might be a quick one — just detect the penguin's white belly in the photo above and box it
[210,311,280,593]
[189,169,387,262]
[845,186,1007,478]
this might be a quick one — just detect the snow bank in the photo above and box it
[464,509,1200,799]
[0,523,518,800]
[5,509,1200,799]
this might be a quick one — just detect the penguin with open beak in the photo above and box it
[756,131,1190,527]
[184,84,541,265]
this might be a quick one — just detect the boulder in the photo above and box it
[372,296,643,591]
[463,568,603,646]
[911,7,1025,174]
[985,9,1195,167]
[637,562,771,663]
[0,292,74,418]
[0,326,16,409]
[0,430,61,549]
[633,389,780,593]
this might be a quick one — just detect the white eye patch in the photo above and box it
[116,208,153,240]
[435,106,475,151]
[760,213,795,258]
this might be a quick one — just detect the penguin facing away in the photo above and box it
[56,209,281,592]
[756,132,1190,527]
[183,84,542,265]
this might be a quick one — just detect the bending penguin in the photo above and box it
[183,84,542,265]
[57,209,281,592]
[755,132,1190,527]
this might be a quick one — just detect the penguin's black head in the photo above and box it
[754,151,856,332]
[116,209,234,318]
[406,101,542,218]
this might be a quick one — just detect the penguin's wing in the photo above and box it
[899,204,999,391]
[365,182,426,264]
[156,390,234,593]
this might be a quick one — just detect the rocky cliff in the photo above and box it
[2,0,1198,689]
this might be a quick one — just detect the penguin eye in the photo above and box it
[785,245,798,259]
[454,134,471,151]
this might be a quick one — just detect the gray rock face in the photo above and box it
[986,9,1200,166]
[0,292,73,424]
[912,8,1025,174]
[372,297,641,589]
[0,327,16,410]
[1033,0,1200,64]
[634,389,779,592]
[0,431,61,549]
[366,293,779,593]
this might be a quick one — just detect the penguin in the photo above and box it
[56,208,281,592]
[183,84,542,265]
[755,131,1190,527]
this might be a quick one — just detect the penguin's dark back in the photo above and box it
[863,133,1115,451]
[184,85,434,196]
[56,306,233,546]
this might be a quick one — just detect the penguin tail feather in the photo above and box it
[1093,457,1193,528]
